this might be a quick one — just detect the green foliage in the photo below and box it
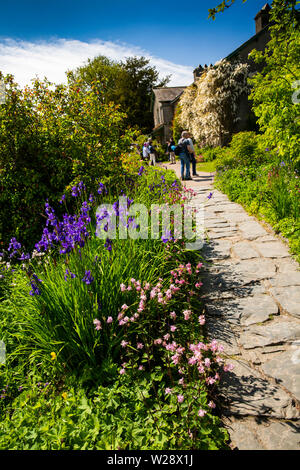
[197,146,223,162]
[208,0,247,20]
[249,1,300,166]
[0,72,134,249]
[72,56,170,133]
[0,376,228,450]
[215,132,267,169]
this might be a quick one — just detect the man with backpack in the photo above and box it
[176,131,193,181]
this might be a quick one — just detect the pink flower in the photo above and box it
[166,342,176,352]
[206,377,216,385]
[198,409,206,417]
[119,368,126,375]
[224,363,234,372]
[178,378,184,385]
[165,387,173,395]
[188,356,197,366]
[183,309,192,321]
[204,358,211,368]
[154,338,162,345]
[170,325,177,332]
[170,311,176,319]
[120,283,126,292]
[121,304,128,310]
[93,319,102,331]
[171,354,180,365]
[121,340,128,348]
[137,342,144,349]
[164,333,170,341]
[138,365,144,371]
[198,315,205,325]
[195,282,203,288]
[106,316,113,324]
[177,394,184,403]
[208,401,216,409]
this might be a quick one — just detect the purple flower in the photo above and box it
[97,182,107,195]
[104,238,112,252]
[64,269,76,281]
[8,237,22,257]
[19,252,30,261]
[29,274,43,296]
[207,192,213,199]
[138,166,145,176]
[82,270,94,285]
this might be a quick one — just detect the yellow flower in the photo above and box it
[50,352,57,361]
[61,392,67,400]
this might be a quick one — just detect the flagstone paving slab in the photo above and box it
[269,287,300,318]
[238,220,268,240]
[225,417,300,450]
[268,271,300,287]
[232,242,261,260]
[219,359,298,419]
[254,241,291,258]
[239,321,300,349]
[262,349,300,401]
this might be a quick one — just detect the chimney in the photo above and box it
[254,3,271,34]
[193,65,204,81]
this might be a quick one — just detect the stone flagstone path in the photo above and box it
[162,163,300,450]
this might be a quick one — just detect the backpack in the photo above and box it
[174,140,188,156]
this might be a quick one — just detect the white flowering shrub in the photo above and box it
[178,60,250,147]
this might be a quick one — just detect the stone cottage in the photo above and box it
[152,3,272,144]
[151,87,186,143]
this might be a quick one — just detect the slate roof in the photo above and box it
[153,87,186,103]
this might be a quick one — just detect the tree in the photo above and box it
[0,72,134,248]
[71,56,170,133]
[249,0,300,165]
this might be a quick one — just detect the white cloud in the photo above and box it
[0,38,193,88]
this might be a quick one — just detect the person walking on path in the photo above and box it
[142,142,150,162]
[148,139,156,166]
[178,131,193,180]
[168,138,176,164]
[187,133,199,177]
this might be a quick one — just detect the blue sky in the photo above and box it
[0,0,269,87]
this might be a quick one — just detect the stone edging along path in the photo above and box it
[162,163,300,450]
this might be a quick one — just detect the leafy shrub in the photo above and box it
[0,73,134,249]
[0,377,228,450]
